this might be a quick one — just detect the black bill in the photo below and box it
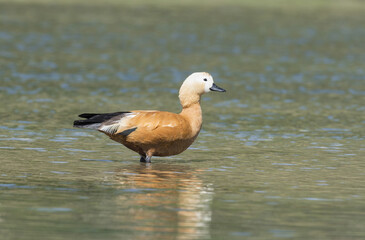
[210,83,226,92]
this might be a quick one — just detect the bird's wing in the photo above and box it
[98,111,192,143]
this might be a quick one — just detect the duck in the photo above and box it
[73,72,226,163]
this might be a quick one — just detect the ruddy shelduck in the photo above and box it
[73,72,226,163]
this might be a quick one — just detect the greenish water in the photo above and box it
[0,2,364,239]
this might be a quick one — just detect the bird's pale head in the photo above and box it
[179,72,226,107]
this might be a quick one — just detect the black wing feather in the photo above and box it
[73,111,130,128]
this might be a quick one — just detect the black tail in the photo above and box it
[73,112,130,129]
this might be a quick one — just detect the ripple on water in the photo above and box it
[33,207,72,213]
[272,163,297,166]
[0,146,15,149]
[50,161,68,164]
[17,121,34,124]
[62,148,96,152]
[120,87,140,93]
[53,187,78,192]
[117,188,157,193]
[24,147,47,152]
[49,137,78,142]
[269,229,295,238]
[50,171,70,175]
[214,99,248,108]
[0,183,36,189]
[27,98,54,103]
[148,87,178,94]
[301,197,343,202]
[0,125,25,131]
[321,128,351,132]
[231,232,252,237]
[81,158,114,162]
[115,69,140,82]
[0,137,34,142]
[69,131,94,137]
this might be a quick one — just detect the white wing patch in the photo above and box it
[99,124,120,134]
[98,113,138,135]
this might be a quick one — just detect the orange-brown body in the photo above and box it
[107,103,202,157]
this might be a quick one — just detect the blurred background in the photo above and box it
[0,0,364,239]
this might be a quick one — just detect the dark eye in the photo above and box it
[203,78,207,81]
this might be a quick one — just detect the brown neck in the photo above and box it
[180,102,202,137]
[179,91,201,108]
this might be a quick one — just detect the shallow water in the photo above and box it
[0,1,365,239]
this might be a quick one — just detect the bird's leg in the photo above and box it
[140,155,146,162]
[145,155,152,163]
[140,151,153,163]
[144,150,154,163]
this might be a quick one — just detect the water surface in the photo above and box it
[0,1,364,239]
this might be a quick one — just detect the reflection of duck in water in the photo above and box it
[74,72,225,163]
[114,164,213,240]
